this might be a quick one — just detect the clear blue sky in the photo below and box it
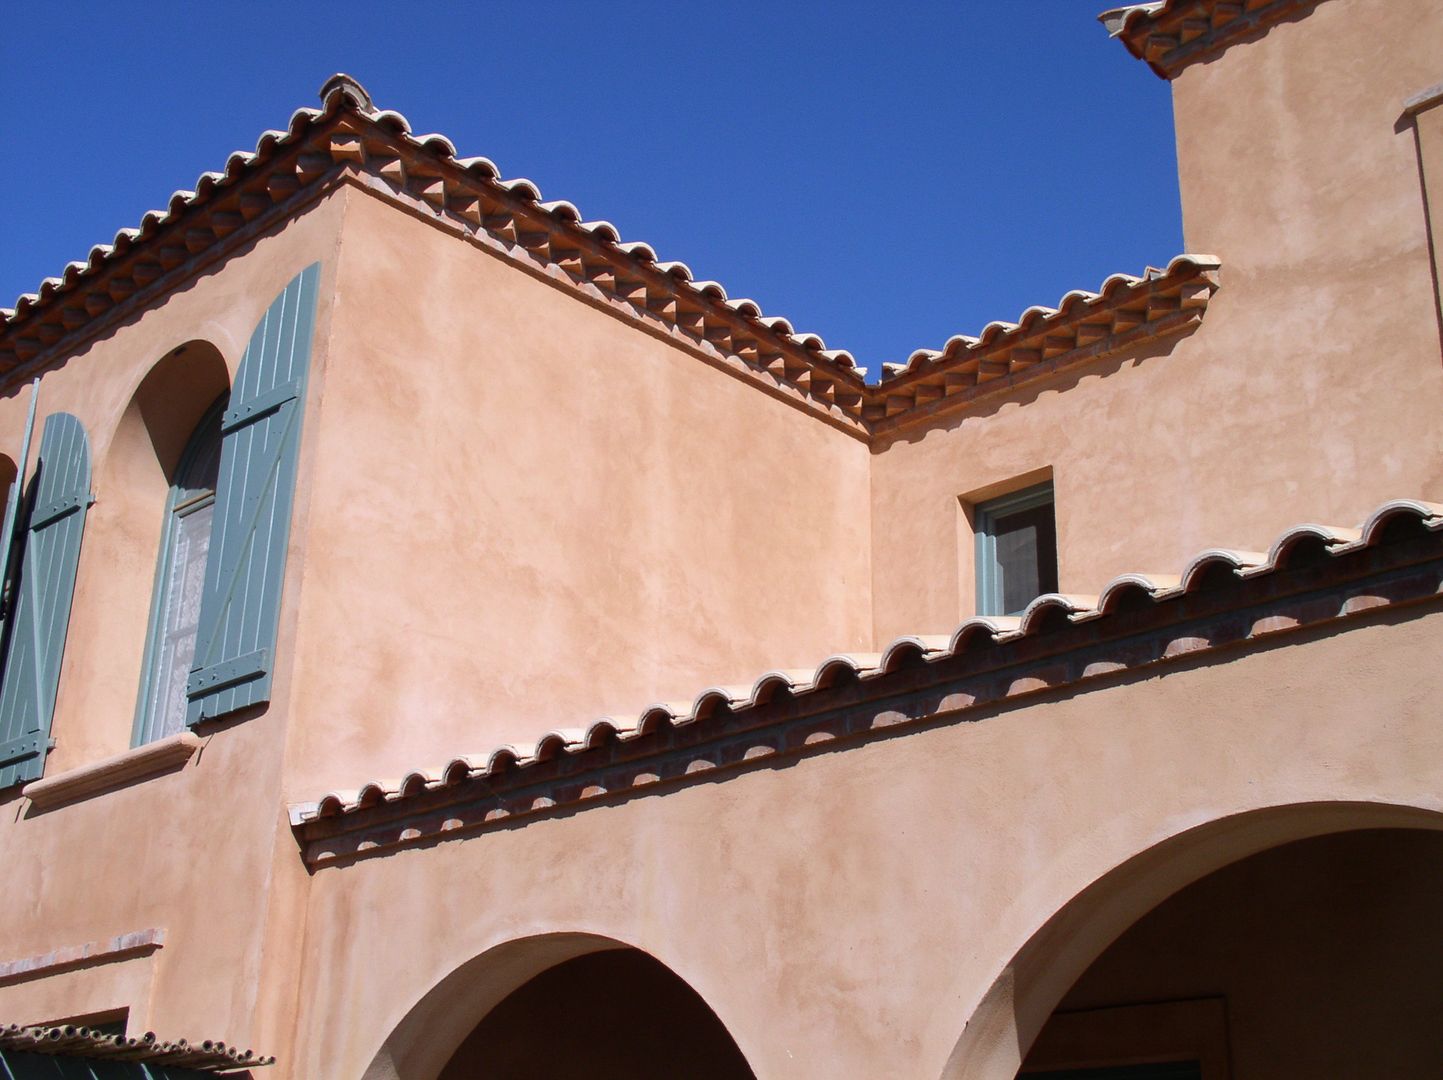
[1,2,1181,377]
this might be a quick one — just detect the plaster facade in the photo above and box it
[0,1,1440,1077]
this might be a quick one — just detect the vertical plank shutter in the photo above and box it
[0,414,93,787]
[186,263,320,724]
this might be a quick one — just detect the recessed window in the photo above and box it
[133,398,224,746]
[974,481,1058,616]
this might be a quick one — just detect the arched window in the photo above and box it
[133,397,225,746]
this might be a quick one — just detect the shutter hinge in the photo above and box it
[187,649,270,698]
[0,733,44,768]
[222,380,301,433]
[29,491,93,531]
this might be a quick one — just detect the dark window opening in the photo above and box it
[975,481,1058,616]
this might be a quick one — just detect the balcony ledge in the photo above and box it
[22,731,200,811]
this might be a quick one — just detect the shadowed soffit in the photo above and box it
[0,1023,274,1073]
[0,74,1218,440]
[290,499,1443,868]
[1100,0,1325,78]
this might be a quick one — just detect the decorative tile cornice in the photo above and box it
[291,499,1443,869]
[1101,0,1323,79]
[870,255,1218,436]
[0,76,1218,441]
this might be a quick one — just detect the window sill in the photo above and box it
[22,731,200,812]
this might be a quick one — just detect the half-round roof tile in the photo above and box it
[497,177,541,201]
[538,199,581,221]
[411,133,458,156]
[615,240,658,262]
[1357,499,1443,545]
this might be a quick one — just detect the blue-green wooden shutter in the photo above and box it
[0,413,93,788]
[185,263,319,724]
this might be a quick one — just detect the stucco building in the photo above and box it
[1,0,1442,1076]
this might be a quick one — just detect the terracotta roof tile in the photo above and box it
[1,74,1219,438]
[1100,0,1323,78]
[291,498,1443,841]
[0,1022,274,1073]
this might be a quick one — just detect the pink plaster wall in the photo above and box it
[293,605,1443,1080]
[0,196,346,1063]
[868,0,1443,641]
[282,189,874,795]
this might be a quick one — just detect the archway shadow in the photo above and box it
[939,800,1443,1079]
[364,932,754,1080]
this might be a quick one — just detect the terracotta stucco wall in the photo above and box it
[0,196,345,1060]
[283,189,874,796]
[868,0,1443,642]
[290,602,1443,1079]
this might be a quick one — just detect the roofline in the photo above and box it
[1100,0,1325,80]
[0,76,1218,441]
[291,499,1443,869]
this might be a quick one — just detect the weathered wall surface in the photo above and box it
[0,194,345,1060]
[290,601,1443,1080]
[868,0,1443,642]
[284,189,874,795]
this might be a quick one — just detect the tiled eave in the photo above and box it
[870,255,1218,438]
[0,77,869,436]
[0,77,1219,442]
[291,499,1443,869]
[1100,0,1322,79]
[0,1022,273,1073]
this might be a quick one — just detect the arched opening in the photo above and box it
[438,949,755,1079]
[943,802,1443,1080]
[1019,828,1443,1078]
[132,395,225,744]
[53,341,231,763]
[363,934,754,1080]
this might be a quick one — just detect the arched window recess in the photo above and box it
[132,395,225,747]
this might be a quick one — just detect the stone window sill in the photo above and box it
[22,731,200,811]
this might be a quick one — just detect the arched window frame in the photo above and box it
[131,395,227,747]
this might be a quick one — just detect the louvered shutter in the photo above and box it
[0,414,93,788]
[186,263,320,724]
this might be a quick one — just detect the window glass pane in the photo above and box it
[147,501,213,741]
[994,501,1058,614]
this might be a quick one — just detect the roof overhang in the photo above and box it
[1,76,1219,442]
[1101,0,1325,79]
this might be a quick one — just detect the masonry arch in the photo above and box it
[941,800,1443,1079]
[363,932,755,1080]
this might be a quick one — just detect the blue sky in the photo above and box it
[1,2,1181,377]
